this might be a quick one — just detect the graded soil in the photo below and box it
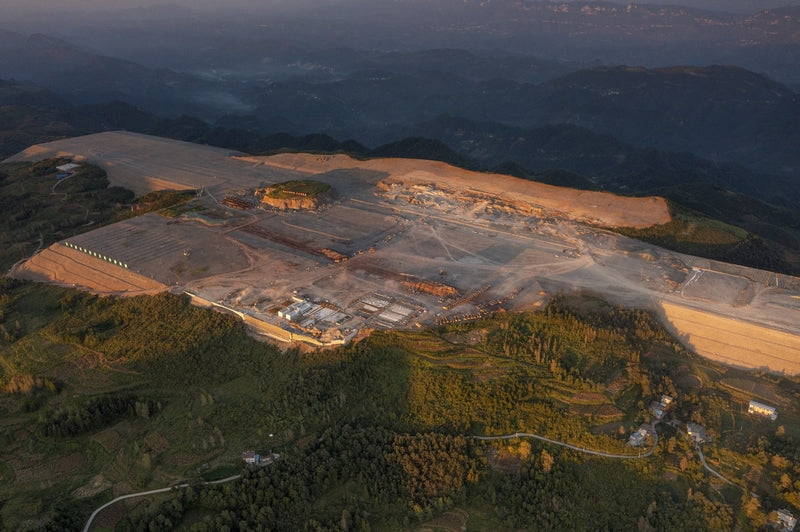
[6,132,800,374]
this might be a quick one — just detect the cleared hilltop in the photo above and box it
[7,131,669,228]
[240,152,670,229]
[5,132,800,374]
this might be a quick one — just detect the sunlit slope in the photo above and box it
[6,132,800,376]
[13,243,167,294]
[7,132,670,228]
[243,152,671,229]
[4,131,265,197]
[661,300,800,375]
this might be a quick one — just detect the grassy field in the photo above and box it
[613,202,800,275]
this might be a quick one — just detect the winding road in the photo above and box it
[694,443,740,488]
[82,474,241,532]
[85,423,749,531]
[84,425,658,531]
[473,426,659,459]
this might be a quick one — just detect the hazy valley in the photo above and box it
[1,1,800,530]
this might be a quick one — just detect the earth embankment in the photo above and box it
[11,244,167,295]
[660,300,800,375]
[239,153,671,229]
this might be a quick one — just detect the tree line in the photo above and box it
[39,393,160,438]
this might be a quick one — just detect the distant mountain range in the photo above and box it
[10,1,798,81]
[5,0,800,83]
[398,116,800,203]
[2,10,800,276]
[238,64,800,179]
[3,75,799,274]
[1,25,799,179]
[620,0,799,12]
[0,30,232,120]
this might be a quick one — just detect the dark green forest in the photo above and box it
[0,154,799,531]
[2,277,799,530]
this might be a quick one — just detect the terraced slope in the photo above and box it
[12,243,166,294]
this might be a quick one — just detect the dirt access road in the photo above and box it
[6,132,800,374]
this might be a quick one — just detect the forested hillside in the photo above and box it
[2,6,800,531]
[1,277,798,530]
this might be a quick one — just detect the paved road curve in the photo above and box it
[85,427,660,531]
[473,428,659,459]
[82,474,241,532]
[477,429,744,491]
[695,443,739,487]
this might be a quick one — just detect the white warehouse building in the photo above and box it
[748,400,778,421]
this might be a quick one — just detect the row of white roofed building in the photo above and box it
[747,399,778,421]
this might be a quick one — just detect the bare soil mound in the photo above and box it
[256,180,333,210]
[486,447,523,475]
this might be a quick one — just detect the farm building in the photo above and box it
[776,509,796,531]
[686,422,709,444]
[650,395,673,420]
[56,162,80,173]
[748,400,778,420]
[628,425,653,447]
[242,450,257,464]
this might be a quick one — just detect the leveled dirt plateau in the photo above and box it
[11,244,167,295]
[244,153,671,229]
[660,301,800,375]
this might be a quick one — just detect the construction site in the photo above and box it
[5,131,800,374]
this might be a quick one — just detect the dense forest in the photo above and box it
[0,159,798,530]
[1,274,799,530]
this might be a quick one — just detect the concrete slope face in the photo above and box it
[661,301,800,375]
[6,132,800,373]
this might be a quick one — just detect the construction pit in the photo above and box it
[6,131,800,373]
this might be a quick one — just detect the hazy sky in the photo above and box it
[3,0,320,8]
[4,0,799,13]
[2,0,323,14]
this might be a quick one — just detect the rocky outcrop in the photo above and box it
[258,193,330,211]
[256,180,334,211]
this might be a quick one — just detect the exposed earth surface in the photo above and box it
[6,131,800,373]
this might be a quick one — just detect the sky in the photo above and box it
[2,0,304,15]
[4,0,799,13]
[4,0,312,8]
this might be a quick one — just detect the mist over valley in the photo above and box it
[2,1,800,530]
